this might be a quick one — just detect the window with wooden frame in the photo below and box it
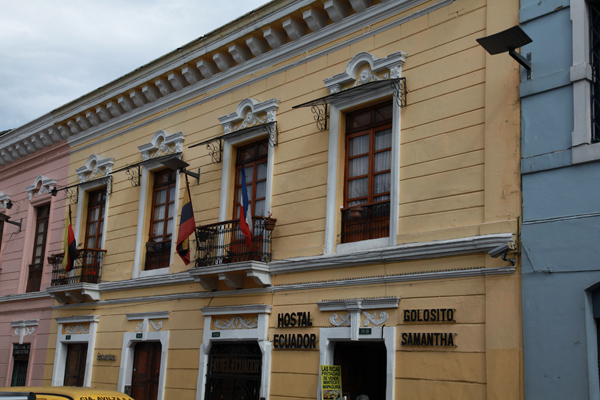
[27,204,50,292]
[342,102,393,243]
[85,189,106,250]
[233,139,269,220]
[145,169,176,270]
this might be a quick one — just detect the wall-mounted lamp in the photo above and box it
[0,212,22,233]
[50,187,58,197]
[476,25,533,79]
[159,158,200,183]
[6,200,13,209]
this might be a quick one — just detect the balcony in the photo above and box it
[46,248,106,303]
[341,201,390,244]
[145,239,171,270]
[190,217,276,290]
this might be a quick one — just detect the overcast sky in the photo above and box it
[0,0,269,132]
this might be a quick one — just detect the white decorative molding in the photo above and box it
[197,59,218,78]
[142,85,162,102]
[229,45,252,64]
[214,316,259,330]
[76,154,115,183]
[127,311,170,338]
[0,191,11,209]
[137,129,185,161]
[197,304,271,400]
[155,79,175,96]
[303,8,327,32]
[213,52,236,72]
[46,282,101,304]
[324,51,406,93]
[329,313,350,327]
[246,36,269,57]
[25,174,57,200]
[201,304,271,316]
[282,18,307,40]
[11,319,39,345]
[181,66,202,85]
[218,98,280,134]
[263,27,286,49]
[363,310,388,326]
[318,298,398,336]
[324,0,349,22]
[167,72,188,90]
[52,315,99,387]
[349,0,371,13]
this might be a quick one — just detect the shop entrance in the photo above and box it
[334,341,386,400]
[64,343,88,386]
[205,342,262,400]
[131,342,161,400]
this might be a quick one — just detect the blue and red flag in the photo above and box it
[62,206,77,272]
[239,164,253,246]
[176,178,196,265]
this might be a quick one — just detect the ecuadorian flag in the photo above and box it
[62,206,77,272]
[177,182,196,265]
[239,164,253,247]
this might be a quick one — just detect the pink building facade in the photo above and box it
[0,135,70,386]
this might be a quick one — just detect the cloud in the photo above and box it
[0,0,267,131]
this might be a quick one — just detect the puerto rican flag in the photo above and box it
[239,164,253,246]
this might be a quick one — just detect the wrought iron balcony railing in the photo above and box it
[341,201,390,244]
[195,217,276,267]
[50,248,106,286]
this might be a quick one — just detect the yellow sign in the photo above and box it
[320,365,342,400]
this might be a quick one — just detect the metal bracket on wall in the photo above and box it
[125,165,141,187]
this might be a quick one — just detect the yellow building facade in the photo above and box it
[35,0,522,399]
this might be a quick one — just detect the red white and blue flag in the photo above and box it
[239,164,253,246]
[176,177,196,265]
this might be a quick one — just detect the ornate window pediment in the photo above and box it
[137,129,185,161]
[0,191,11,209]
[76,154,115,183]
[218,98,280,134]
[25,175,57,200]
[324,51,406,94]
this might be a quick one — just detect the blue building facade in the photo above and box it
[520,0,600,398]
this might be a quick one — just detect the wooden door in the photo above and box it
[64,343,88,386]
[131,342,161,400]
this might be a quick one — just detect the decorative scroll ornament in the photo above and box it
[353,68,389,87]
[25,175,57,200]
[233,111,266,131]
[137,130,185,161]
[125,165,140,187]
[76,154,115,183]
[65,324,90,334]
[214,316,258,330]
[0,191,11,209]
[219,98,280,136]
[135,322,143,332]
[14,326,35,342]
[150,320,163,331]
[329,313,351,327]
[362,311,388,327]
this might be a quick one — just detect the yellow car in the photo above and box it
[0,387,133,400]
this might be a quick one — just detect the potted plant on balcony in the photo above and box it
[350,205,363,218]
[47,253,57,264]
[262,212,276,231]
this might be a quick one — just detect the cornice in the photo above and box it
[51,265,515,309]
[0,0,449,165]
[99,271,195,292]
[0,291,51,304]
[127,311,170,320]
[269,233,515,274]
[201,304,272,316]
[56,315,99,324]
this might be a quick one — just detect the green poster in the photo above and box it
[320,365,342,400]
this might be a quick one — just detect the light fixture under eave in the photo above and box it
[476,25,533,79]
[6,199,12,209]
[0,212,22,233]
[159,158,200,183]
